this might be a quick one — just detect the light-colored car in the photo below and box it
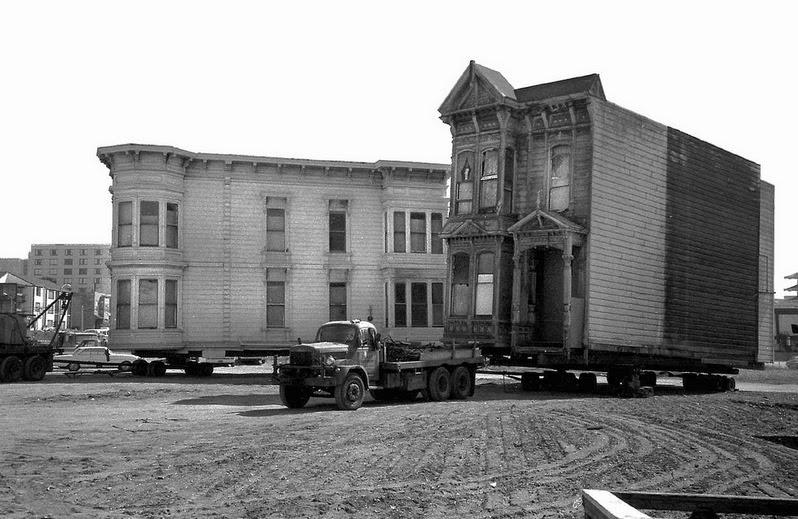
[786,356,798,370]
[54,345,141,372]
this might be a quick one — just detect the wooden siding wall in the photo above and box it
[758,181,775,363]
[588,100,669,348]
[175,163,447,348]
[663,128,760,364]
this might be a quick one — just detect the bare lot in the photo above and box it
[1,367,796,518]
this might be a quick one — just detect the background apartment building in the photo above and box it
[28,244,111,329]
[97,144,449,356]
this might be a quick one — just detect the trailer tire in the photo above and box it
[199,363,214,377]
[521,372,541,391]
[118,361,132,373]
[280,385,311,408]
[427,367,451,401]
[67,362,81,372]
[131,360,148,376]
[450,366,472,399]
[578,373,598,393]
[148,361,166,377]
[23,355,47,381]
[640,371,657,388]
[1,356,24,382]
[335,373,365,410]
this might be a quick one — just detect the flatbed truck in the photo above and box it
[278,320,484,410]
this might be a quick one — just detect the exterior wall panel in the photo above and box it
[588,100,669,349]
[663,128,760,364]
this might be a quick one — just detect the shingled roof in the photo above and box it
[514,73,605,103]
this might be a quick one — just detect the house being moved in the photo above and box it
[438,62,774,371]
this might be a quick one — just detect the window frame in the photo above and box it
[117,201,133,247]
[139,201,160,247]
[329,282,347,321]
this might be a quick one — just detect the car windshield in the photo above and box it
[315,324,357,344]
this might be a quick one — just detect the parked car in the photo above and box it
[54,345,142,372]
[787,356,798,370]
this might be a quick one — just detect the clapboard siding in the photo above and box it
[101,144,449,353]
[758,182,775,362]
[663,128,760,361]
[588,100,669,348]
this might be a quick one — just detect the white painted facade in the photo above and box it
[97,145,449,358]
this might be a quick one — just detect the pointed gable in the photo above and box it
[439,61,517,115]
[441,219,490,238]
[508,209,586,235]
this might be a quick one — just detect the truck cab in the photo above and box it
[279,320,380,409]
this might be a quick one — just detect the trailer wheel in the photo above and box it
[23,355,47,381]
[1,356,24,382]
[427,366,451,401]
[67,362,81,372]
[578,373,598,393]
[148,361,166,377]
[450,366,472,399]
[280,385,311,408]
[199,363,214,377]
[521,372,541,391]
[335,373,365,410]
[118,361,132,373]
[640,371,657,388]
[131,360,148,376]
[682,373,698,391]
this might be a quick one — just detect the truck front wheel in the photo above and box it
[280,385,311,408]
[335,373,365,410]
[427,367,451,401]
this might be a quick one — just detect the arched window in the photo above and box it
[451,253,471,316]
[455,152,474,215]
[475,252,494,316]
[479,149,498,212]
[549,145,571,211]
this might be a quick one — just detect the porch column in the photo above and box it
[562,234,573,358]
[511,246,522,325]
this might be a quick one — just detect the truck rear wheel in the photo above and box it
[450,366,472,399]
[23,355,47,381]
[280,385,311,408]
[427,366,451,401]
[1,356,24,382]
[335,373,365,410]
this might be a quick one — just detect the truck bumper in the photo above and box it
[278,365,339,388]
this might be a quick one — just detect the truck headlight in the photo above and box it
[324,355,336,367]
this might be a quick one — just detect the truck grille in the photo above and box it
[290,350,316,366]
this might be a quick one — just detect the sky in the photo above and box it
[1,1,795,296]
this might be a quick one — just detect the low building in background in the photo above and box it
[97,145,449,359]
[775,272,798,360]
[0,272,68,330]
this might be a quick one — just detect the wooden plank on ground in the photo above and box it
[581,490,653,519]
[613,491,798,516]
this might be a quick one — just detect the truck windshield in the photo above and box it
[315,324,357,344]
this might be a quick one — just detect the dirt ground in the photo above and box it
[1,365,796,519]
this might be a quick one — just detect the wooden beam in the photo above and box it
[614,491,798,516]
[582,490,653,519]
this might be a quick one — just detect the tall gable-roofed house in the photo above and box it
[439,61,774,369]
